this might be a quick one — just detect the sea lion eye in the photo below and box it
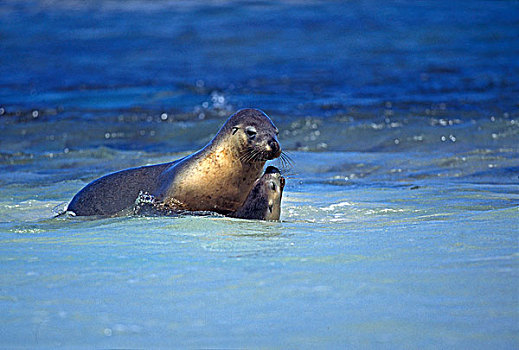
[245,126,257,138]
[232,126,239,135]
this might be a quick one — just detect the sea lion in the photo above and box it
[230,166,285,221]
[67,108,281,216]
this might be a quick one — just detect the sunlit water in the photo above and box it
[1,1,518,348]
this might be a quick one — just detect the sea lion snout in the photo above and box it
[261,135,281,160]
[267,138,281,158]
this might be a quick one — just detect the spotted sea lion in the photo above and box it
[67,108,281,216]
[230,166,285,221]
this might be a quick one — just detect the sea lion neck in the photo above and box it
[160,137,265,212]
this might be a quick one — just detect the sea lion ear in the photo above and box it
[232,126,239,135]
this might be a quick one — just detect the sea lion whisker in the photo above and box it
[280,172,299,179]
[275,151,294,171]
[248,149,263,162]
[239,150,251,163]
[239,148,256,163]
[246,149,260,163]
[280,151,294,164]
[257,150,270,162]
[279,156,289,170]
[253,150,263,161]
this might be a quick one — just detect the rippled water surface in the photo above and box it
[1,0,518,348]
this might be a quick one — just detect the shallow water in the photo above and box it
[1,0,518,348]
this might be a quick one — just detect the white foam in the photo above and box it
[322,201,354,211]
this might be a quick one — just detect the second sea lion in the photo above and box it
[230,166,285,221]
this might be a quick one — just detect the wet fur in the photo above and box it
[67,161,175,216]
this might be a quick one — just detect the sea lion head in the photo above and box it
[231,165,285,221]
[263,166,286,219]
[224,108,282,162]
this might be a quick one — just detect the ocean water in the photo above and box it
[1,0,518,348]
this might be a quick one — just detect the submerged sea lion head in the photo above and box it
[262,166,286,219]
[231,165,286,221]
[222,108,282,162]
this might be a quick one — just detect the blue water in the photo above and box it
[1,0,518,348]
